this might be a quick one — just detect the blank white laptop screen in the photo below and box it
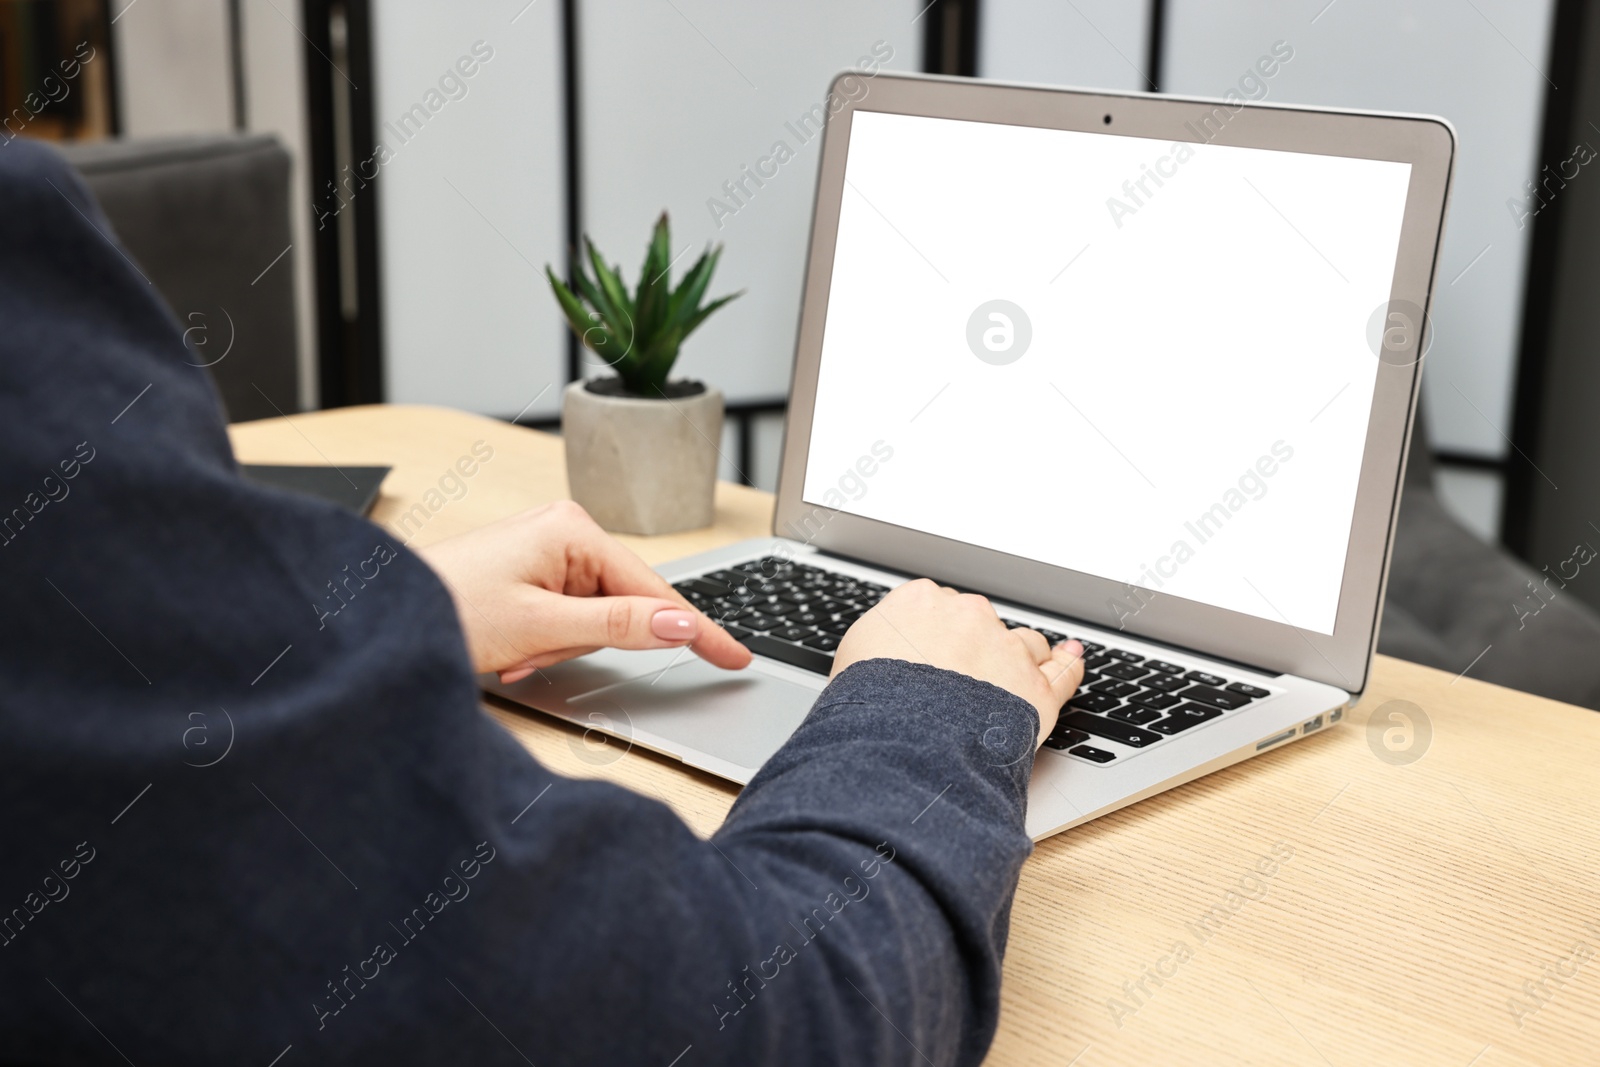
[802,109,1414,636]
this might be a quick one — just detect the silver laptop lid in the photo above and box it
[774,72,1454,695]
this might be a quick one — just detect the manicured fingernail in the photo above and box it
[1064,640,1084,656]
[652,609,698,640]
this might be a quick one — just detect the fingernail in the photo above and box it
[652,609,698,641]
[1064,639,1084,657]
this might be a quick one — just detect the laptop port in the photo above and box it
[1304,715,1324,733]
[1256,727,1298,751]
[1330,706,1344,724]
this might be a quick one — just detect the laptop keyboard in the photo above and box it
[673,556,1275,766]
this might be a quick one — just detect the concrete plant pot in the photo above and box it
[562,378,723,535]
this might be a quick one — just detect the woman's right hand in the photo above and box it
[831,579,1084,746]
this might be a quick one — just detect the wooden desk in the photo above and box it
[232,404,1600,1067]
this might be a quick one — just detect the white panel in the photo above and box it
[579,0,923,403]
[373,2,566,418]
[717,421,739,484]
[979,0,1151,91]
[240,0,316,409]
[110,0,233,136]
[1165,0,1557,459]
[1435,467,1504,542]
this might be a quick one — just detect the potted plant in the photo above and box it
[547,213,741,535]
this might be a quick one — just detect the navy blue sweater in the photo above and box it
[0,138,1042,1066]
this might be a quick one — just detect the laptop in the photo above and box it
[486,73,1455,840]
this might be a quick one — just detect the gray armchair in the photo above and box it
[1381,410,1600,709]
[58,134,301,422]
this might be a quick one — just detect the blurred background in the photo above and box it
[7,0,1600,687]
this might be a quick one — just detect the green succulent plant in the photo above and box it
[546,212,741,397]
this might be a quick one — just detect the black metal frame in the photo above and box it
[97,0,122,135]
[1501,0,1591,558]
[1145,0,1166,92]
[921,0,980,77]
[225,0,246,130]
[560,0,584,387]
[302,0,385,409]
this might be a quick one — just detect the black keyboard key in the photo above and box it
[740,634,834,675]
[802,633,841,652]
[1127,689,1181,710]
[1109,649,1144,663]
[742,612,783,632]
[1083,653,1112,670]
[1069,744,1117,763]
[819,619,853,637]
[1226,681,1270,699]
[722,623,754,641]
[1067,691,1120,714]
[1180,684,1250,711]
[1038,629,1067,645]
[1144,674,1188,694]
[774,625,813,643]
[679,577,732,598]
[788,610,824,627]
[779,590,820,606]
[1145,660,1184,675]
[1148,703,1223,734]
[1042,727,1091,751]
[1090,680,1139,699]
[1077,641,1106,654]
[1109,706,1162,725]
[1183,670,1227,687]
[1063,711,1160,748]
[1101,662,1150,682]
[706,569,747,586]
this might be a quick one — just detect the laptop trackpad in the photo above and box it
[569,659,818,779]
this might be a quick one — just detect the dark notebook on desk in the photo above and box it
[241,464,390,516]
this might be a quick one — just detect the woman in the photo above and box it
[0,137,1081,1066]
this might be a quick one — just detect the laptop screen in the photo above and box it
[802,109,1414,636]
